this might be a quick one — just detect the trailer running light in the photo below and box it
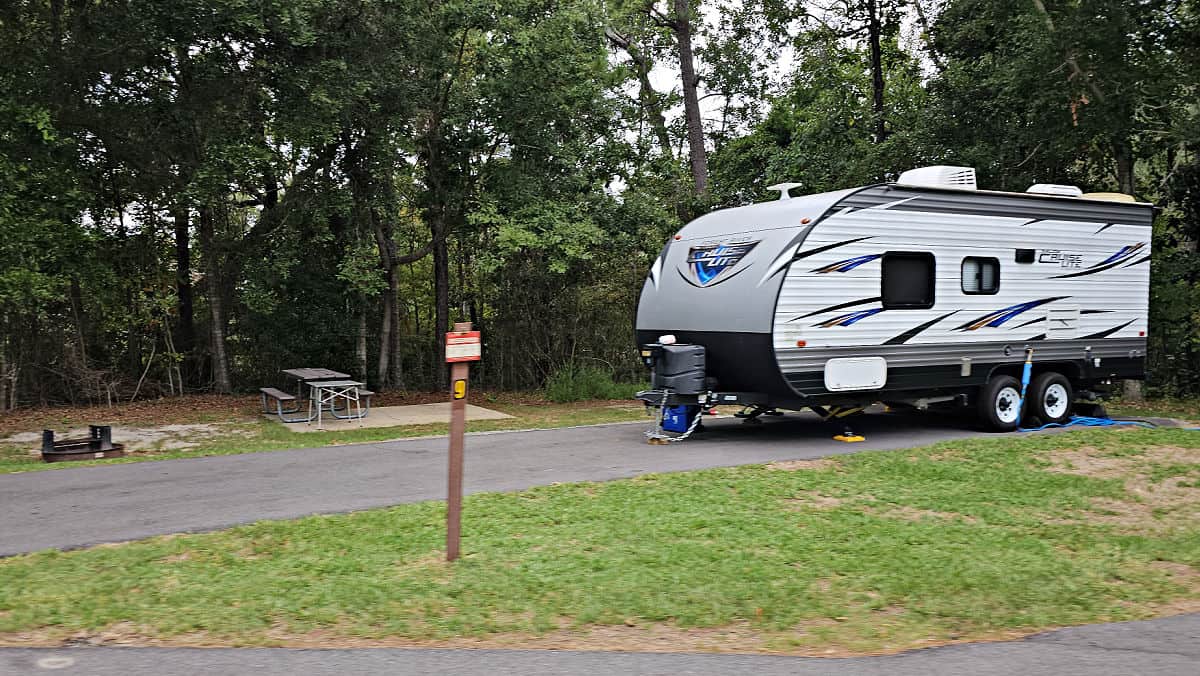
[796,340,807,347]
[674,234,682,240]
[801,218,811,224]
[1139,331,1145,336]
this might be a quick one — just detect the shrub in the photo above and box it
[544,363,643,402]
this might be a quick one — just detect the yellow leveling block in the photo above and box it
[833,433,865,442]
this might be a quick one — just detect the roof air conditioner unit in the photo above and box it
[1027,184,1083,197]
[896,166,977,190]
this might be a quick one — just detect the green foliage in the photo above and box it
[0,0,1195,404]
[543,363,643,402]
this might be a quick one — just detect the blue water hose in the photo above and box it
[1014,347,1034,428]
[1019,415,1157,432]
[1014,346,1198,432]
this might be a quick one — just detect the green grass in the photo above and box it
[2,428,1198,653]
[0,402,648,475]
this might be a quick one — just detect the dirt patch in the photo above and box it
[785,493,846,509]
[1044,446,1200,533]
[767,458,837,472]
[0,395,261,437]
[1135,561,1200,615]
[925,449,968,462]
[0,390,568,438]
[158,552,193,564]
[0,615,1057,658]
[1149,560,1200,587]
[5,423,240,454]
[866,504,978,524]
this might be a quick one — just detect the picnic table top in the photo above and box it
[306,379,365,389]
[282,367,350,381]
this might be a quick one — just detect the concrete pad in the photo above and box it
[269,403,513,432]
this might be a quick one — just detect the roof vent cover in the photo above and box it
[896,166,977,190]
[1027,184,1083,197]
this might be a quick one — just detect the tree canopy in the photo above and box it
[0,0,1196,407]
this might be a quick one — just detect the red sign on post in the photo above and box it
[445,331,482,363]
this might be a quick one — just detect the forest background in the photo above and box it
[1,0,1196,407]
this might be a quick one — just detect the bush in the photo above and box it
[543,364,643,402]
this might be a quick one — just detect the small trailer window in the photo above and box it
[881,252,935,309]
[962,257,1000,294]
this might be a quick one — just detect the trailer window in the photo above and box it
[962,257,1000,294]
[881,252,935,309]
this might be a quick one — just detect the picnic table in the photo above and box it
[306,379,368,429]
[260,368,373,426]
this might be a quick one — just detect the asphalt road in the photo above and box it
[3,410,993,556]
[2,612,1197,675]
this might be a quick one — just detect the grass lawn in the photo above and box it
[0,396,649,474]
[1,428,1198,655]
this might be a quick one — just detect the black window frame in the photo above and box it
[961,256,1000,295]
[880,251,936,310]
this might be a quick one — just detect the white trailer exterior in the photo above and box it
[635,168,1154,429]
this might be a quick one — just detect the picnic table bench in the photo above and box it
[259,387,308,423]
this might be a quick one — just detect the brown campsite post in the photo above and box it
[445,321,480,561]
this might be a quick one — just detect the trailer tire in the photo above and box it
[1027,372,1073,426]
[978,375,1022,432]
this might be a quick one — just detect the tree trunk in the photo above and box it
[433,218,450,387]
[673,0,707,195]
[1114,138,1135,195]
[68,276,88,368]
[0,337,7,412]
[911,0,946,72]
[172,205,195,356]
[391,277,404,389]
[199,206,232,394]
[376,269,395,387]
[356,296,368,383]
[608,31,673,159]
[867,0,887,144]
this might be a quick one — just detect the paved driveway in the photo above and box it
[2,410,992,556]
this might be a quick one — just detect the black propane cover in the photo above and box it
[651,344,706,395]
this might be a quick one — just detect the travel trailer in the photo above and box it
[635,166,1153,431]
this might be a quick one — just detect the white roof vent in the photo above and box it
[1027,184,1083,197]
[766,182,803,200]
[896,166,977,190]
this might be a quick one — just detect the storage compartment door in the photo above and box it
[824,357,888,391]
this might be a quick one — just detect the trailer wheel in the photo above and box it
[978,374,1022,431]
[1028,372,1073,426]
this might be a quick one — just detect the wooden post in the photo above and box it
[445,321,479,562]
